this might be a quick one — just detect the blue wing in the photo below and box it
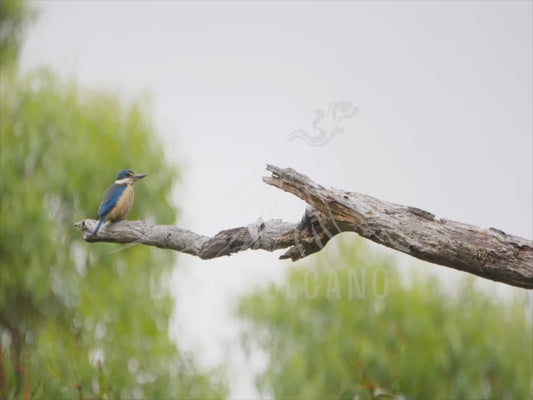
[98,184,127,217]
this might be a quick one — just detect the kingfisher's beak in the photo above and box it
[133,174,147,181]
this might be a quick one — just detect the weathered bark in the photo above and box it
[76,165,533,289]
[75,206,335,261]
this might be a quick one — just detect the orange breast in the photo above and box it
[107,185,134,222]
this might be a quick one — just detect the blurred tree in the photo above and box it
[0,3,226,399]
[0,0,33,69]
[239,236,531,399]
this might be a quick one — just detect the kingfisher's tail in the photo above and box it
[92,215,106,235]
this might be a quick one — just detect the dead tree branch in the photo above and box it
[76,165,533,289]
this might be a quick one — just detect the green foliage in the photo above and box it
[239,236,531,399]
[0,68,225,398]
[0,0,33,68]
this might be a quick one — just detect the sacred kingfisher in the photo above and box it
[92,169,147,235]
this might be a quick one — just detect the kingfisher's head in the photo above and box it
[115,169,147,184]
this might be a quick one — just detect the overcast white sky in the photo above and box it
[21,1,532,397]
